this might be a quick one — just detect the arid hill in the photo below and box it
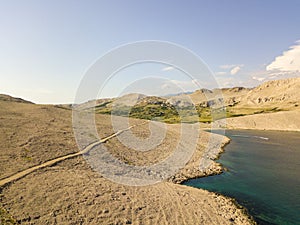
[0,94,33,104]
[175,77,300,110]
[94,77,300,123]
[0,95,253,224]
[239,77,300,109]
[1,77,299,224]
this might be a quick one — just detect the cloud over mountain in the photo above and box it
[267,40,300,72]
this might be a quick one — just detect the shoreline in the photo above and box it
[172,130,257,224]
[176,127,300,224]
[170,131,231,184]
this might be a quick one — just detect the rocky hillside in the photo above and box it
[74,77,300,123]
[95,94,182,123]
[239,77,300,109]
[181,77,300,110]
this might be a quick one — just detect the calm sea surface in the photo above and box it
[184,130,300,225]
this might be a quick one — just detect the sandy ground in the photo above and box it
[1,157,253,225]
[216,110,300,131]
[0,99,254,224]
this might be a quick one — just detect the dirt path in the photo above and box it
[0,124,141,187]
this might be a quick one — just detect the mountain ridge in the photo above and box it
[1,77,299,123]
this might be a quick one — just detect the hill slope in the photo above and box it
[0,96,253,224]
[239,77,300,109]
[0,94,33,104]
[94,77,300,123]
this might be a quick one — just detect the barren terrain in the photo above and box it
[0,96,253,225]
[2,77,299,224]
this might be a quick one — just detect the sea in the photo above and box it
[184,130,300,225]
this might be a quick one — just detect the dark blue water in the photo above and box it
[184,130,300,225]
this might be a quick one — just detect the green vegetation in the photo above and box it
[0,206,16,225]
[94,99,284,124]
[97,104,181,123]
[95,101,225,123]
[227,106,282,118]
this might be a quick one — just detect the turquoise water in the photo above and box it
[184,130,300,225]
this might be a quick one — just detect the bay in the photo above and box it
[184,130,300,225]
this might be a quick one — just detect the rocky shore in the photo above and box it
[169,131,230,184]
[168,130,256,225]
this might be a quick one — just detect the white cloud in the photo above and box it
[215,71,227,75]
[161,66,174,71]
[230,66,242,75]
[266,40,300,72]
[219,64,244,75]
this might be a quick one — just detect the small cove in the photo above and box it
[184,130,300,225]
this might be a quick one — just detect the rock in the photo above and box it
[103,209,109,213]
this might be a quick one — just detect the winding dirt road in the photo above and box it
[0,124,139,187]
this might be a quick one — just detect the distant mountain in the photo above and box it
[179,77,300,110]
[2,77,299,124]
[113,93,147,106]
[170,87,251,108]
[163,91,194,97]
[93,77,300,123]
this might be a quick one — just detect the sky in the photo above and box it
[1,0,300,103]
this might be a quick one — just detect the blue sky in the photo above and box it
[1,0,300,103]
